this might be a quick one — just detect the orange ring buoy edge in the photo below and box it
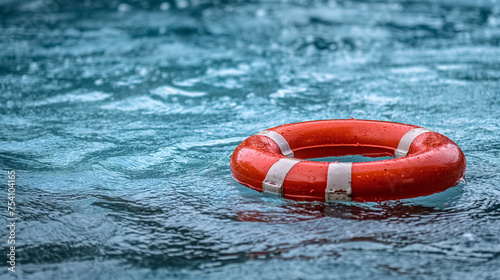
[230,119,466,202]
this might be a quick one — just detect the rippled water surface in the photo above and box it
[1,0,500,279]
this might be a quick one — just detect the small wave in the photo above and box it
[0,136,116,168]
[269,86,308,99]
[97,147,175,172]
[31,91,111,107]
[436,64,469,71]
[353,93,403,106]
[390,66,432,74]
[152,85,207,98]
[173,77,202,87]
[206,66,249,77]
[174,137,246,150]
[102,96,168,112]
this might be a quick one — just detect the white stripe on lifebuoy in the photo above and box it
[325,162,352,201]
[395,128,432,158]
[256,130,294,157]
[262,158,301,195]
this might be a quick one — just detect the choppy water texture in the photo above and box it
[1,0,500,279]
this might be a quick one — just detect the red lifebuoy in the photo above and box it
[230,119,466,202]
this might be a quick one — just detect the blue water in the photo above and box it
[1,0,500,279]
